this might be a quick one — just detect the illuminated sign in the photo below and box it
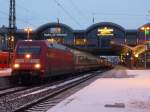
[43,27,68,37]
[97,27,114,36]
[44,33,68,37]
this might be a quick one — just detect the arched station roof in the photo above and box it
[86,22,126,33]
[36,22,74,33]
[138,23,150,30]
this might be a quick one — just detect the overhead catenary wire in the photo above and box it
[17,0,49,22]
[16,1,48,28]
[68,0,88,20]
[0,0,37,28]
[1,0,83,28]
[92,12,147,17]
[53,0,82,27]
[0,10,36,28]
[91,12,148,23]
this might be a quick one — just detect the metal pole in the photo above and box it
[27,31,29,40]
[144,30,147,69]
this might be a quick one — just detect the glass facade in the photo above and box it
[4,22,148,53]
[37,24,74,45]
[41,27,74,44]
[86,26,125,49]
[74,38,87,46]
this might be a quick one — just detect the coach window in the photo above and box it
[53,44,65,50]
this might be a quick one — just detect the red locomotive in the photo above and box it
[0,51,13,68]
[11,40,100,84]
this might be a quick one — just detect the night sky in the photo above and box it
[0,0,150,29]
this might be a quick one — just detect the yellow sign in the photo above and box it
[97,27,114,36]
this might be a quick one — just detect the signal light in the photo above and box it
[14,64,20,69]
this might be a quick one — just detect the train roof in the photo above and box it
[70,48,97,59]
[16,40,70,51]
[17,40,47,43]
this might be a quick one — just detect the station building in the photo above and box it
[0,22,149,54]
[32,22,140,55]
[32,22,142,49]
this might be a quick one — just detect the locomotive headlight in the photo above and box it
[25,54,31,59]
[34,64,41,69]
[14,64,20,69]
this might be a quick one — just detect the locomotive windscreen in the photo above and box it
[17,46,41,54]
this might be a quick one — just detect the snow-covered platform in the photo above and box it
[0,68,11,77]
[47,68,150,112]
[0,68,12,89]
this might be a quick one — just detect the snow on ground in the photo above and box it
[47,69,150,112]
[0,68,12,77]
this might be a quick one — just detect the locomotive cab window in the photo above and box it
[17,46,41,54]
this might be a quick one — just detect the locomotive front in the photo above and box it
[11,40,46,84]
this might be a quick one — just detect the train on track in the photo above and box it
[12,40,102,82]
[11,40,112,84]
[0,51,13,68]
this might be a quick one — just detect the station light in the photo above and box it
[24,27,32,32]
[134,54,139,58]
[83,39,87,43]
[126,53,129,56]
[24,27,33,40]
[141,27,145,31]
[140,26,150,35]
[140,26,150,69]
[146,27,150,30]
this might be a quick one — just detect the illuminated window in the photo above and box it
[47,38,56,43]
[75,38,87,45]
[50,27,61,34]
[47,38,64,44]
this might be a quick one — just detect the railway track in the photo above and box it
[15,70,103,112]
[0,86,29,97]
[0,75,76,100]
[0,70,103,112]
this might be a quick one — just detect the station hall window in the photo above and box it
[75,38,87,45]
[50,27,61,34]
[47,38,64,44]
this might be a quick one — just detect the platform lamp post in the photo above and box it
[140,26,150,69]
[24,27,32,40]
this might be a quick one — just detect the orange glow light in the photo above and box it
[140,26,150,31]
[146,27,150,30]
[141,27,145,31]
[24,27,32,32]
